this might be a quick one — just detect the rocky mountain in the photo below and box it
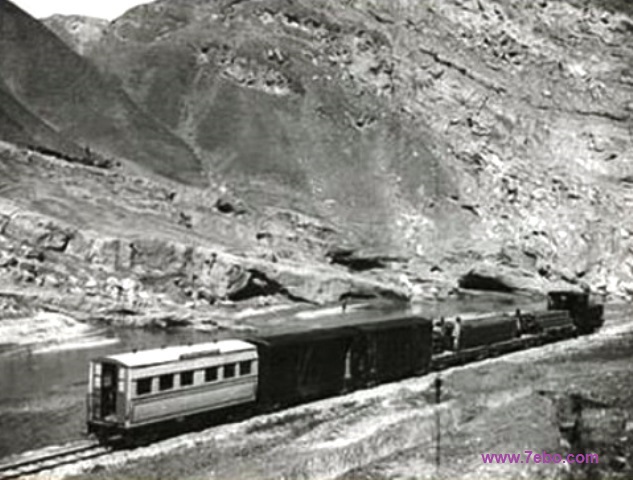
[80,0,468,255]
[0,0,201,183]
[86,0,633,291]
[0,0,631,325]
[42,14,108,56]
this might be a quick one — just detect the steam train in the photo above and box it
[87,290,603,443]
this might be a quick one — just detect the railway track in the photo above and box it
[0,442,110,480]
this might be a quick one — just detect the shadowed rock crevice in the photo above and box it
[458,270,516,293]
[226,267,314,303]
[326,248,405,272]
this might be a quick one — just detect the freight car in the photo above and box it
[431,291,604,369]
[87,314,433,442]
[431,311,524,369]
[87,290,603,444]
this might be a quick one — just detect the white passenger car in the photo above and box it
[87,340,258,439]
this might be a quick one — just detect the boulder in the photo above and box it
[3,212,50,241]
[85,277,99,296]
[3,212,73,251]
[129,239,190,274]
[40,227,74,252]
[89,238,122,271]
[44,274,60,288]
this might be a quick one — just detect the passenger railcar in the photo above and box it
[87,340,258,441]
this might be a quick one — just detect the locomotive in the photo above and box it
[86,290,603,443]
[430,290,603,369]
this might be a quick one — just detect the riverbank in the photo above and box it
[0,311,117,355]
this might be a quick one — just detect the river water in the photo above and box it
[0,294,545,460]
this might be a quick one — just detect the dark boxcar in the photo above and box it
[350,317,433,387]
[458,313,519,350]
[251,327,356,410]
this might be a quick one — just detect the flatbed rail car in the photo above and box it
[431,311,523,370]
[429,290,602,369]
[520,310,576,340]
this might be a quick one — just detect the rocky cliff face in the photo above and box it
[0,140,411,328]
[81,0,464,256]
[0,0,631,323]
[85,0,633,296]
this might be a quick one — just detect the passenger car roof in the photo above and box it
[97,339,256,368]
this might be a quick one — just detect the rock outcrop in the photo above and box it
[77,0,632,298]
[0,0,631,325]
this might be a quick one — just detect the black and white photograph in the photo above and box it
[0,0,631,478]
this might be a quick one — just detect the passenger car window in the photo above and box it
[137,378,152,396]
[224,363,236,379]
[159,374,174,391]
[180,370,194,387]
[239,360,252,376]
[204,366,218,382]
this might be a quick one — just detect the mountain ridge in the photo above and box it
[42,14,108,55]
[0,0,203,184]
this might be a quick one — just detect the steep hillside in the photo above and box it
[0,0,631,321]
[82,0,632,296]
[0,0,202,183]
[83,0,466,254]
[0,78,86,157]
